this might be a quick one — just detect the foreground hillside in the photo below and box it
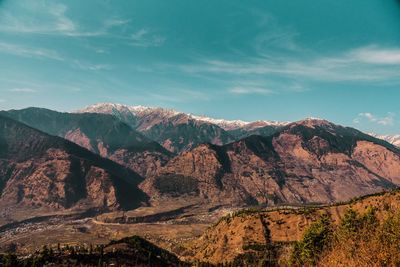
[186,189,400,266]
[144,118,400,205]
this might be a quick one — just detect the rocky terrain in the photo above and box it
[144,118,400,206]
[0,114,146,213]
[2,108,171,178]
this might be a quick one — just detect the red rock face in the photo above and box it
[1,149,118,209]
[63,130,169,178]
[145,120,400,206]
[0,115,147,211]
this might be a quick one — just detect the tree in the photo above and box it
[291,213,332,266]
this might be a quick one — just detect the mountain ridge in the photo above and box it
[77,103,399,148]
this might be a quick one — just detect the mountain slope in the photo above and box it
[187,189,400,265]
[0,114,147,211]
[143,119,400,206]
[2,108,171,177]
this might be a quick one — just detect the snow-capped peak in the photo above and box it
[77,102,180,117]
[190,114,288,130]
[76,103,289,130]
[369,133,400,147]
[189,115,250,129]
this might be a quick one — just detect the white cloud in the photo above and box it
[0,1,105,37]
[145,88,208,103]
[8,88,37,93]
[0,99,5,103]
[73,61,113,71]
[174,45,400,84]
[351,46,400,65]
[130,29,166,47]
[229,86,274,95]
[354,112,395,126]
[0,42,64,61]
[104,19,131,28]
[0,42,112,71]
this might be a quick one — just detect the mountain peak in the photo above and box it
[291,117,333,128]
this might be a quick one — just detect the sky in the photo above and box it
[0,0,399,134]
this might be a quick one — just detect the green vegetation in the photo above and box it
[286,206,400,266]
[290,214,332,266]
[154,174,199,196]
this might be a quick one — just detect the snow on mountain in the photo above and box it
[190,114,289,130]
[369,133,400,147]
[77,102,179,118]
[77,103,288,131]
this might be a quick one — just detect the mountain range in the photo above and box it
[78,103,399,150]
[0,103,399,213]
[77,103,289,153]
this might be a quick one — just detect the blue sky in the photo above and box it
[0,0,399,134]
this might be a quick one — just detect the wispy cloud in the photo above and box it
[8,88,37,93]
[0,41,113,72]
[146,88,208,103]
[130,29,166,47]
[250,9,300,53]
[0,0,166,47]
[0,1,117,37]
[104,18,131,28]
[173,45,400,84]
[0,2,75,35]
[354,112,396,126]
[351,46,400,65]
[0,42,64,61]
[229,86,274,95]
[73,61,113,71]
